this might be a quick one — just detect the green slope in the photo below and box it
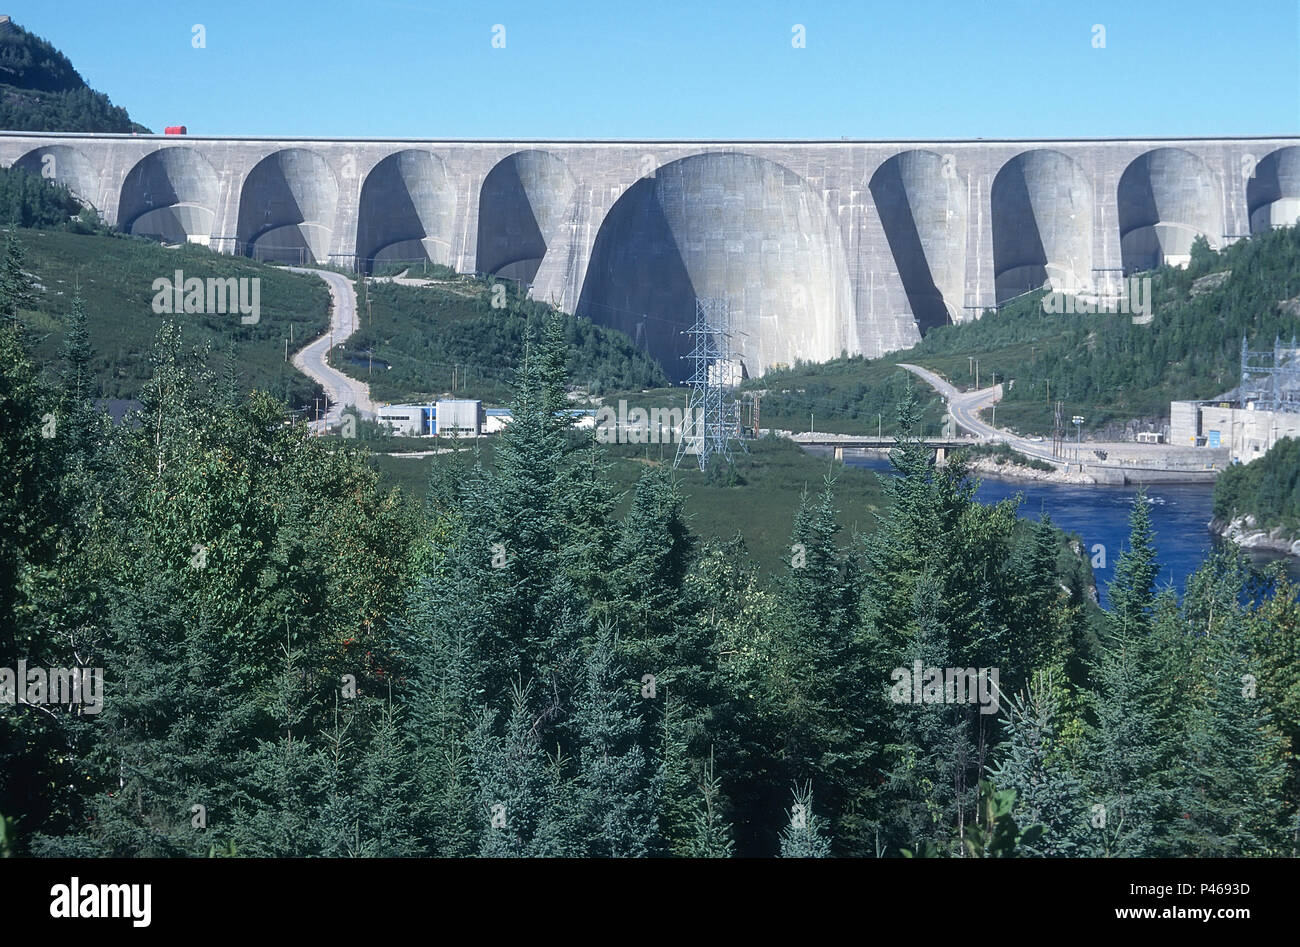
[14,229,330,408]
[328,275,669,405]
[746,224,1300,437]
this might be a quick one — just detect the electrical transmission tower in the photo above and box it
[1052,400,1064,459]
[1240,335,1300,412]
[674,297,744,470]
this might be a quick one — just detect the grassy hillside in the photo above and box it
[329,275,668,405]
[739,358,949,435]
[14,229,330,408]
[0,19,148,132]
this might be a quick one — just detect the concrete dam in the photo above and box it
[5,132,1299,381]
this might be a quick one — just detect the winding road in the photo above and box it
[898,363,1062,465]
[287,268,378,431]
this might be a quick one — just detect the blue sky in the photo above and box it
[15,0,1300,139]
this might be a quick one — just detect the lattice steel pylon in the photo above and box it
[1240,335,1300,413]
[674,297,743,470]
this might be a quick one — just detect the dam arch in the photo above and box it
[475,149,575,283]
[869,149,969,332]
[236,148,339,264]
[356,149,456,273]
[1247,146,1300,234]
[13,144,100,209]
[1118,147,1222,273]
[576,151,856,381]
[991,149,1094,303]
[118,147,220,244]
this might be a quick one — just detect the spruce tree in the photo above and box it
[989,671,1088,856]
[1086,491,1178,856]
[1175,557,1287,856]
[1108,490,1159,637]
[684,748,733,857]
[766,478,872,852]
[355,701,419,856]
[571,625,658,857]
[778,783,832,857]
[231,638,320,857]
[470,680,560,857]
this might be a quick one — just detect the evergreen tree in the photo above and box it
[0,231,34,325]
[1085,490,1177,856]
[355,701,419,856]
[1108,491,1159,638]
[989,671,1088,856]
[765,479,873,852]
[684,748,733,858]
[778,782,832,857]
[1175,555,1288,856]
[231,638,320,857]
[571,625,658,857]
[470,680,562,857]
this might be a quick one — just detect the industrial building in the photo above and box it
[1170,337,1300,463]
[435,400,484,437]
[374,400,487,437]
[376,404,428,436]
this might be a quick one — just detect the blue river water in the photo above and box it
[841,453,1300,609]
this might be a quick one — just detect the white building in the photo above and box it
[436,400,483,437]
[1170,399,1300,463]
[377,404,429,436]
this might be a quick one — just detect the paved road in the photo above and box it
[898,362,1061,464]
[286,268,378,431]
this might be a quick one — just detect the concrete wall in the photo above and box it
[1170,400,1201,445]
[6,133,1298,380]
[1199,404,1300,462]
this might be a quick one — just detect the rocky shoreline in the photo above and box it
[1210,514,1300,558]
[963,456,1096,485]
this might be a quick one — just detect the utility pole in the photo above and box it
[674,297,742,470]
[878,413,882,438]
[284,338,288,363]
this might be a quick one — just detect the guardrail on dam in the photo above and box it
[4,133,1298,380]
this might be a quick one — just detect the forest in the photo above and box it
[1214,436,1300,536]
[0,20,147,134]
[2,233,1297,858]
[0,165,85,230]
